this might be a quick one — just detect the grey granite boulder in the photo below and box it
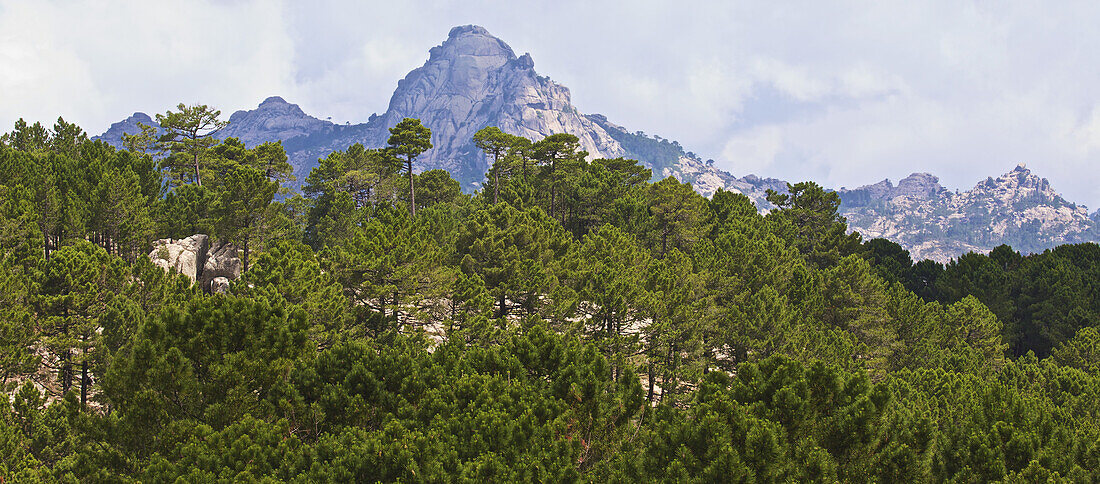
[149,234,210,281]
[210,277,231,294]
[149,235,242,292]
[200,242,242,291]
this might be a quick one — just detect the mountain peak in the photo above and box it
[986,163,1048,192]
[431,24,515,60]
[448,25,492,39]
[260,96,288,106]
[240,96,308,118]
[1007,163,1033,179]
[513,52,535,70]
[91,112,156,145]
[894,172,945,200]
[216,96,332,149]
[368,25,627,184]
[839,171,945,207]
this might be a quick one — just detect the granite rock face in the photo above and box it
[149,235,242,291]
[149,234,210,281]
[362,25,627,185]
[210,277,231,295]
[201,241,242,290]
[287,25,631,186]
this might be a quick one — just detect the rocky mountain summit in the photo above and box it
[272,25,675,186]
[95,112,157,147]
[362,25,629,185]
[218,96,334,147]
[839,165,1098,261]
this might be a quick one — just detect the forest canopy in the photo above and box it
[0,112,1099,481]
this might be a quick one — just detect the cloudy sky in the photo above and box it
[3,1,1100,209]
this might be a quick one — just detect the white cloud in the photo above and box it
[0,0,294,131]
[749,58,829,102]
[720,125,784,175]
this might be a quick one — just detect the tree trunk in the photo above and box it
[80,346,89,407]
[242,239,250,272]
[194,152,202,187]
[394,291,400,327]
[615,319,623,382]
[379,295,386,330]
[61,349,73,396]
[549,161,557,219]
[61,314,72,394]
[647,357,655,403]
[407,158,416,217]
[493,165,500,204]
[660,344,675,403]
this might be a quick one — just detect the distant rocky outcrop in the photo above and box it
[149,234,241,292]
[839,165,1098,262]
[365,25,630,185]
[840,173,949,207]
[94,112,158,147]
[269,25,637,186]
[217,96,334,148]
[657,154,790,207]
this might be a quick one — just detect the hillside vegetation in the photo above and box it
[1,112,1100,481]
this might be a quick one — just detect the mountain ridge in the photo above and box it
[839,164,1098,261]
[94,25,1100,262]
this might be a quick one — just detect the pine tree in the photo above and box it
[36,241,128,405]
[387,118,433,216]
[155,103,228,187]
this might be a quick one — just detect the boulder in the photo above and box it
[202,242,242,285]
[149,235,242,292]
[210,277,231,294]
[149,234,210,281]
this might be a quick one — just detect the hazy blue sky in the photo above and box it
[3,1,1100,208]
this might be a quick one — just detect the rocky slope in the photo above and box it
[839,165,1098,261]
